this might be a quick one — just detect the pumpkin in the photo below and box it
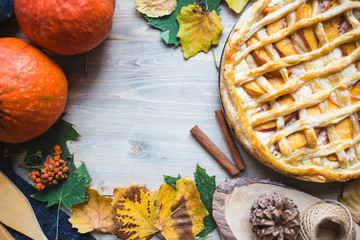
[14,0,116,55]
[0,38,67,143]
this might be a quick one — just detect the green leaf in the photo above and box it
[76,162,92,184]
[194,165,217,238]
[33,159,91,210]
[145,0,195,46]
[25,114,80,162]
[164,174,182,189]
[7,114,80,171]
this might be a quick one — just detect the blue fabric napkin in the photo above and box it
[0,142,96,240]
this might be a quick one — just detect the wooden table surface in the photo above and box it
[1,0,345,239]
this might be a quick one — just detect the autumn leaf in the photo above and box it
[145,0,221,46]
[339,178,360,223]
[145,0,195,45]
[177,3,223,59]
[112,184,158,240]
[155,177,208,239]
[32,160,91,210]
[194,165,217,238]
[112,178,208,240]
[69,189,115,233]
[225,0,249,13]
[135,0,177,18]
[164,166,216,239]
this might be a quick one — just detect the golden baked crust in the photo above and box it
[220,0,360,182]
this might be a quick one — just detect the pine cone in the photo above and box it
[249,192,300,240]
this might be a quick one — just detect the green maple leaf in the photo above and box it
[164,174,182,189]
[25,114,80,162]
[76,162,92,184]
[7,114,80,170]
[194,165,217,238]
[33,159,91,210]
[145,0,221,46]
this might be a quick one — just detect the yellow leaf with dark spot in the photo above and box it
[155,177,208,239]
[177,4,223,59]
[135,0,177,18]
[112,184,158,240]
[225,0,250,13]
[69,189,115,234]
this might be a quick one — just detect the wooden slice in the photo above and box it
[212,177,360,239]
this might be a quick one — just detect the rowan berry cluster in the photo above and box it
[29,145,69,190]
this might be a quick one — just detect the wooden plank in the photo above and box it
[1,1,344,239]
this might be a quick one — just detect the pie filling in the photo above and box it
[222,0,360,179]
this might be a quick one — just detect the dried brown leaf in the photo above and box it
[135,0,177,18]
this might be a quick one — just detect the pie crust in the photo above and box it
[220,0,360,182]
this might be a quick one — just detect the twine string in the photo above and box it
[300,200,356,240]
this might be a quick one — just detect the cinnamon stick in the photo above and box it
[190,125,240,176]
[215,110,245,171]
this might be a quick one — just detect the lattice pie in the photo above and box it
[220,0,360,182]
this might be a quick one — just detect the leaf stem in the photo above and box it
[55,200,61,240]
[98,231,102,240]
[204,0,208,10]
[211,46,218,70]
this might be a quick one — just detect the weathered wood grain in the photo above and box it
[1,1,345,239]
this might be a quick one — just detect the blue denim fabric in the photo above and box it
[0,0,14,24]
[0,143,96,240]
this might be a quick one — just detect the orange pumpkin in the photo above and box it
[15,0,116,55]
[0,38,68,143]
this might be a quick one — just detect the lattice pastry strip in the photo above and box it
[304,0,351,168]
[254,28,296,156]
[220,0,360,182]
[340,0,360,164]
[312,0,360,168]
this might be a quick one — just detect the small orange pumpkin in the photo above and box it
[0,38,68,143]
[15,0,116,55]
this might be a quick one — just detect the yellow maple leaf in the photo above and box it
[135,0,177,18]
[225,0,250,13]
[177,4,223,59]
[112,184,158,240]
[69,189,115,234]
[154,177,208,239]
